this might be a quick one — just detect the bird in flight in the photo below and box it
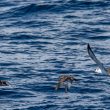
[55,75,76,92]
[87,43,110,74]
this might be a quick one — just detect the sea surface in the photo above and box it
[0,0,110,110]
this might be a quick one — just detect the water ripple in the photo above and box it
[0,0,110,110]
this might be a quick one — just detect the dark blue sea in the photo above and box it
[0,0,110,110]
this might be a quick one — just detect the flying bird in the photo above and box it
[87,43,109,74]
[55,75,76,92]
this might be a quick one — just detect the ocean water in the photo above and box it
[0,0,110,110]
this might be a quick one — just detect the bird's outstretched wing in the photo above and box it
[87,44,107,74]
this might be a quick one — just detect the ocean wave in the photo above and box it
[0,0,110,19]
[1,0,110,110]
[10,4,57,17]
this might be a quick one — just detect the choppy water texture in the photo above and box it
[0,0,110,110]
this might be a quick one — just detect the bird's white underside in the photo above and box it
[95,67,102,73]
[63,81,72,89]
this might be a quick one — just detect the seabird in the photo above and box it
[55,75,76,92]
[0,80,9,86]
[87,43,108,74]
